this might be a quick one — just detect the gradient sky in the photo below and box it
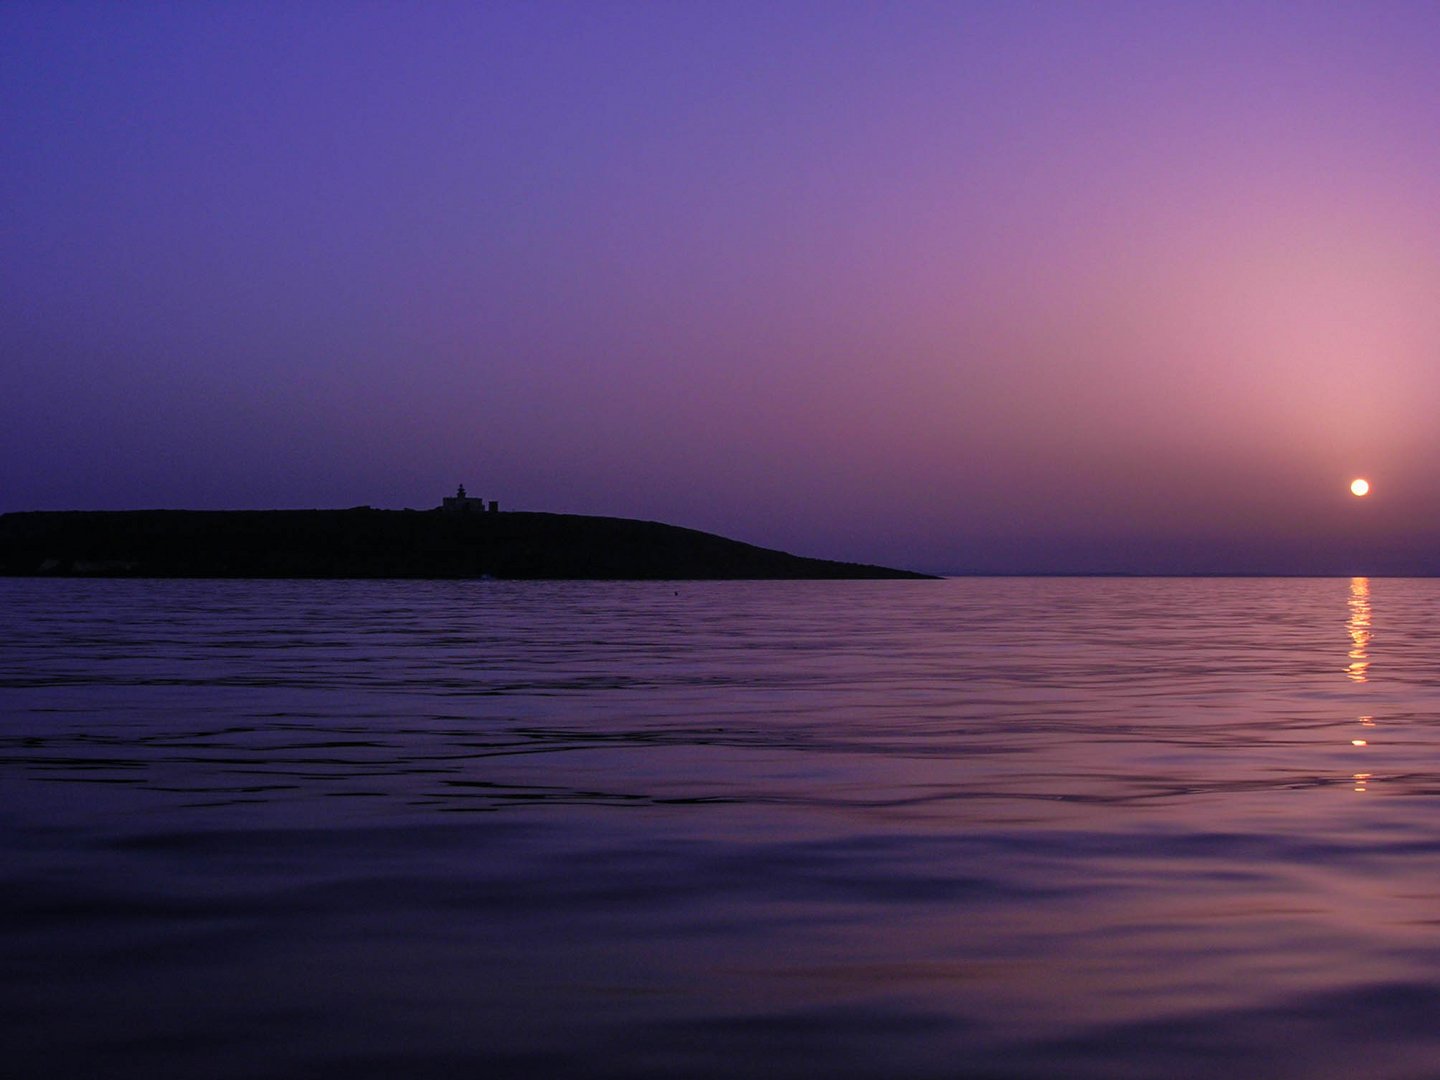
[6,1,1440,573]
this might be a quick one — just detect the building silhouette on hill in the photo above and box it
[441,485,498,514]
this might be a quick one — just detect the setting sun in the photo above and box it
[1350,478,1371,497]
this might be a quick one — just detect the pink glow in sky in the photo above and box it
[4,2,1440,573]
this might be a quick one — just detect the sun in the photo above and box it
[1350,478,1370,498]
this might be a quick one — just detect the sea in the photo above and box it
[4,575,1440,1079]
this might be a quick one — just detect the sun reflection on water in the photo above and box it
[1346,578,1375,793]
[1346,576,1371,684]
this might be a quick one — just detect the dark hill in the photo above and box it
[0,509,933,580]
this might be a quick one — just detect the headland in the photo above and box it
[0,506,933,580]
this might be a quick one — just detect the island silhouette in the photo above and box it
[0,492,932,580]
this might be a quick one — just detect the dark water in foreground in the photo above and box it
[4,576,1440,1079]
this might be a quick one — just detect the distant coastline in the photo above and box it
[0,508,934,580]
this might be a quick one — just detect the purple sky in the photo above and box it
[5,2,1440,573]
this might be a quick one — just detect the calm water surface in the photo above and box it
[4,576,1440,1078]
